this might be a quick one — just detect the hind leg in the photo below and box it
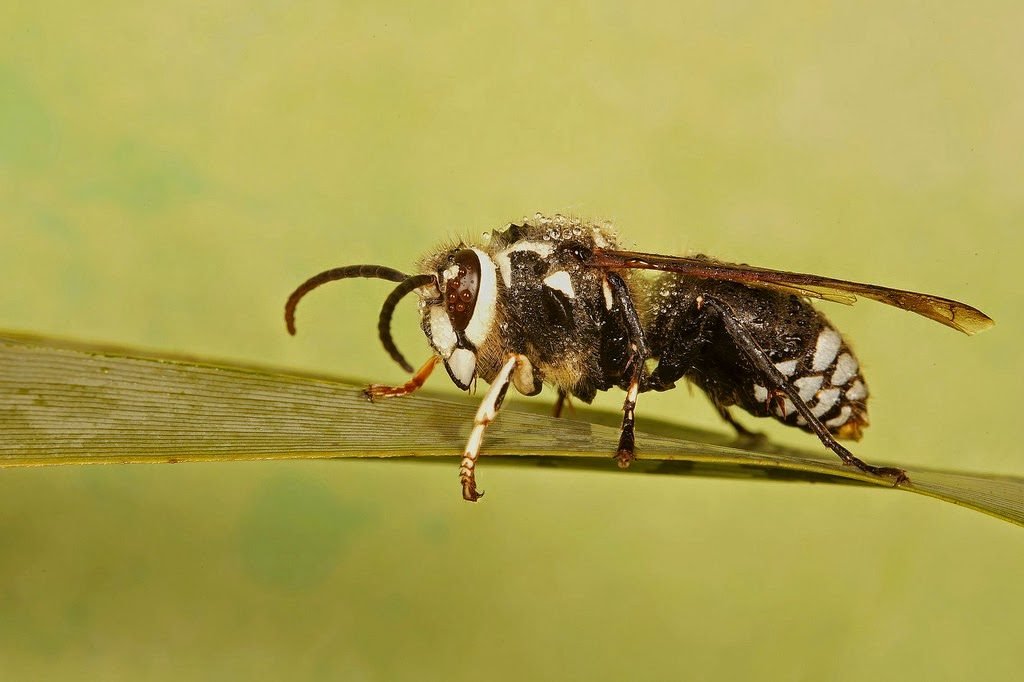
[711,400,764,441]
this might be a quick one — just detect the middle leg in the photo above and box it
[605,273,650,468]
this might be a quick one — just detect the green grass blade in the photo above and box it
[1,333,1021,527]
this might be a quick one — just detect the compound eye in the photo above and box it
[445,249,480,331]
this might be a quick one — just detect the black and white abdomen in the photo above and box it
[645,276,870,441]
[743,320,870,440]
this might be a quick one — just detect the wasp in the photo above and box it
[285,214,993,501]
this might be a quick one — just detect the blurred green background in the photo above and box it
[2,1,1021,679]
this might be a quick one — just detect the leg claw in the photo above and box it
[873,466,910,487]
[847,462,909,486]
[462,480,484,502]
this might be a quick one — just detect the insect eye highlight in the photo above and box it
[445,249,480,331]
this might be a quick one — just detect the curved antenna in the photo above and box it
[378,274,438,373]
[284,265,409,335]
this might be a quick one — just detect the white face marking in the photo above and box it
[775,359,798,377]
[846,380,867,401]
[812,329,842,372]
[495,241,555,287]
[428,306,456,358]
[794,375,824,402]
[826,405,853,428]
[753,384,768,403]
[601,277,614,310]
[511,356,536,395]
[542,270,576,298]
[446,347,477,388]
[810,387,841,417]
[831,353,858,386]
[462,248,498,347]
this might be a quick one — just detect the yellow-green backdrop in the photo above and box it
[1,2,1021,679]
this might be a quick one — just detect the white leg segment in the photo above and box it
[459,354,521,501]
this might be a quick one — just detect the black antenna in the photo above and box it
[377,274,438,372]
[284,264,408,335]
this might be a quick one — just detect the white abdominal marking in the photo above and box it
[542,270,576,298]
[846,380,867,401]
[495,241,555,287]
[774,359,798,377]
[810,387,841,417]
[826,405,853,428]
[793,375,823,402]
[831,353,858,386]
[757,338,863,432]
[811,329,842,372]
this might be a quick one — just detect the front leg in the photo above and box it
[460,354,521,501]
[605,273,649,468]
[364,355,439,401]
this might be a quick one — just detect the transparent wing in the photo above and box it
[590,248,994,335]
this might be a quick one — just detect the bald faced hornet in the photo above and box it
[285,214,993,501]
